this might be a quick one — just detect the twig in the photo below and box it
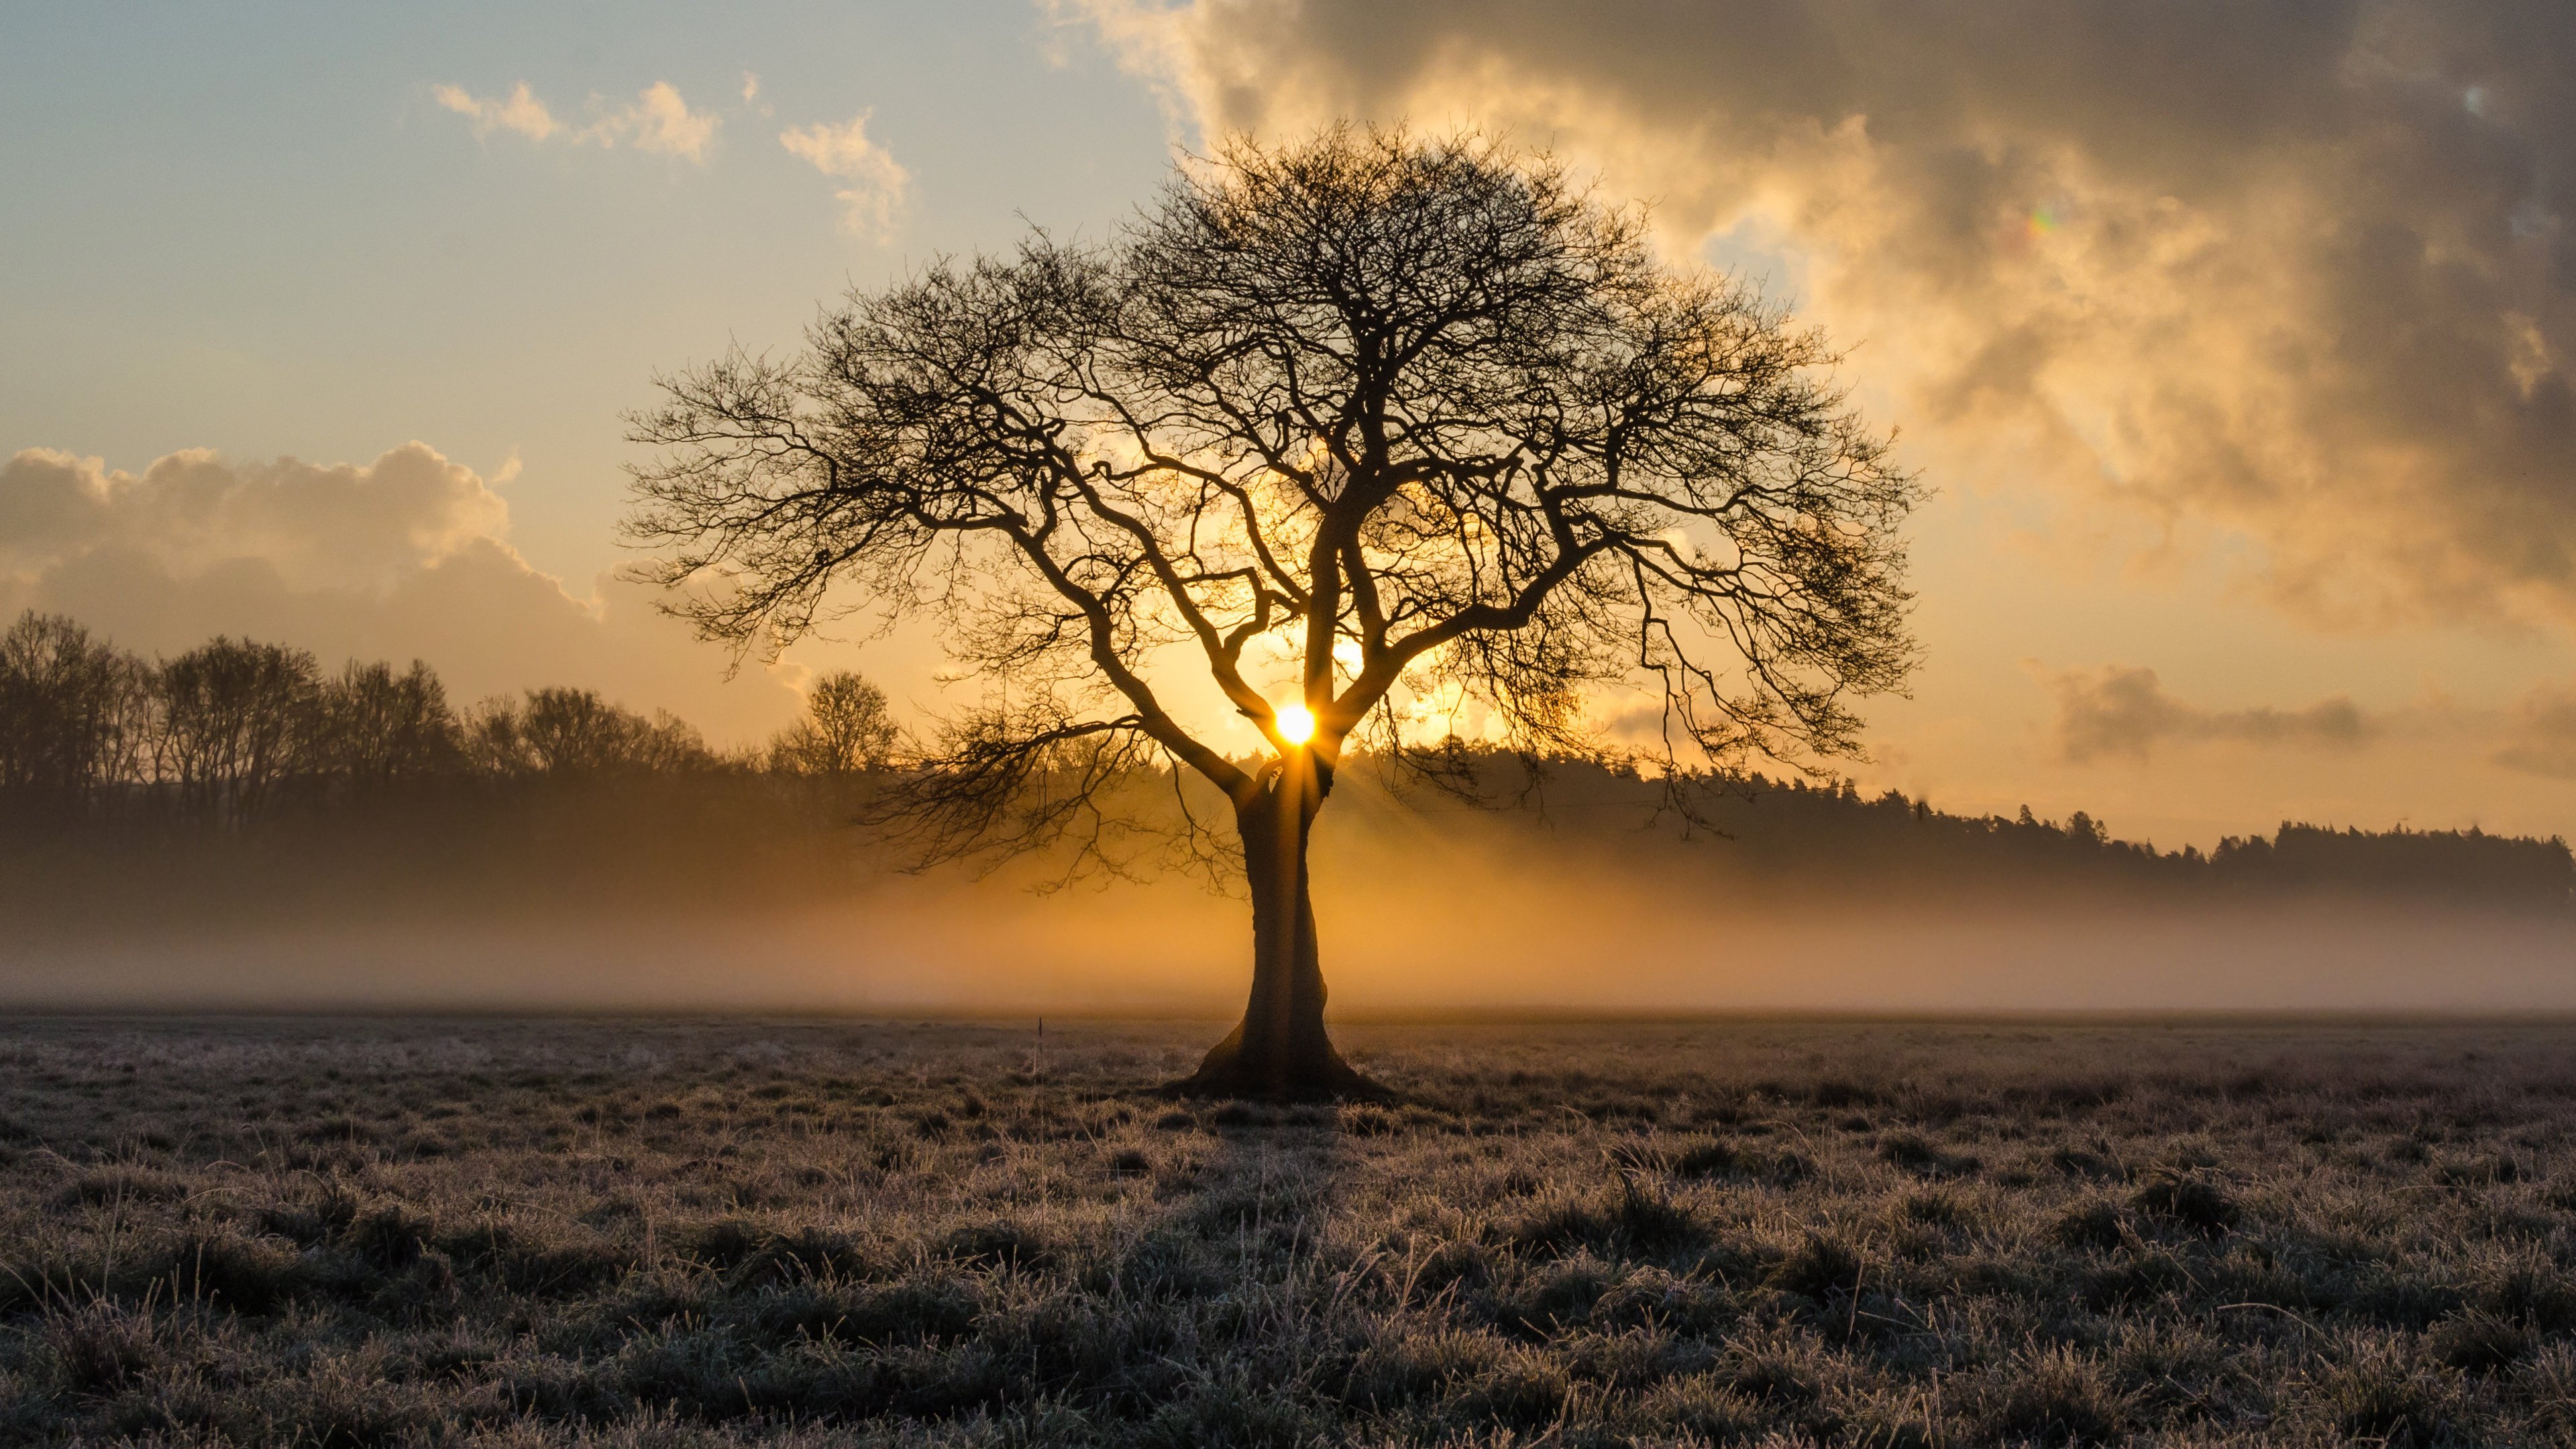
[2216,1301,2322,1336]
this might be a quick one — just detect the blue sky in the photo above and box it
[1,2,1166,574]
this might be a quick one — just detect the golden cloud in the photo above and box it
[1069,0,2576,631]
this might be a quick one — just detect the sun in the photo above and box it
[1274,702,1316,745]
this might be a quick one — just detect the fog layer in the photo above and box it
[8,780,2570,1016]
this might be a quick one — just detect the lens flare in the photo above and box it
[1275,702,1316,745]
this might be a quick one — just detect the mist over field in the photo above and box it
[10,771,2573,1018]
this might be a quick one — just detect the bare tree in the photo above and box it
[467,687,713,778]
[0,611,149,824]
[315,659,464,790]
[628,126,1919,1097]
[151,637,321,828]
[769,671,898,776]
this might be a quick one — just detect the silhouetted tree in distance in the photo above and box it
[627,126,1921,1097]
[0,612,148,822]
[467,686,715,779]
[0,610,906,835]
[152,637,322,829]
[769,671,898,776]
[316,660,463,790]
[1443,755,2574,908]
[2211,822,2571,904]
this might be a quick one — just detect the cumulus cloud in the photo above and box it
[780,112,911,237]
[0,444,508,593]
[1067,0,2576,631]
[2037,663,2381,762]
[433,80,719,162]
[0,445,798,741]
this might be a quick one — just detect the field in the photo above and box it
[3,1017,2575,1447]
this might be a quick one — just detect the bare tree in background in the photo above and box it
[769,671,898,777]
[152,637,321,828]
[467,687,713,778]
[628,126,1920,1097]
[316,660,463,790]
[0,611,148,822]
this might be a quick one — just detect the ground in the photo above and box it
[3,1016,2574,1447]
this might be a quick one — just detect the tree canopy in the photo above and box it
[629,126,1918,861]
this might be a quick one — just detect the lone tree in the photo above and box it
[627,127,1919,1098]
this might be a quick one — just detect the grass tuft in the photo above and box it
[2129,1168,2240,1236]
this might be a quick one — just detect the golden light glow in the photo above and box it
[1274,702,1316,745]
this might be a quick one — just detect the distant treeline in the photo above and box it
[1519,761,2576,910]
[0,610,890,830]
[5,610,2568,910]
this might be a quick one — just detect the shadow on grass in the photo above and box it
[1084,1099,1359,1445]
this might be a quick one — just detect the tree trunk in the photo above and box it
[1176,753,1379,1100]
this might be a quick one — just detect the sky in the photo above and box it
[5,0,2574,851]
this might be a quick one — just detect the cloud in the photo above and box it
[0,445,798,741]
[433,81,557,142]
[0,443,507,592]
[597,81,720,161]
[2037,663,2381,762]
[780,112,911,237]
[433,80,719,162]
[1066,1,2576,632]
[2494,681,2576,778]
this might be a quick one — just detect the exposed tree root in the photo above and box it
[1162,1030,1393,1102]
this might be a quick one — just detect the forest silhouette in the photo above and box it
[5,608,2566,920]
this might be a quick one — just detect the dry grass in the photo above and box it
[3,1016,2575,1446]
